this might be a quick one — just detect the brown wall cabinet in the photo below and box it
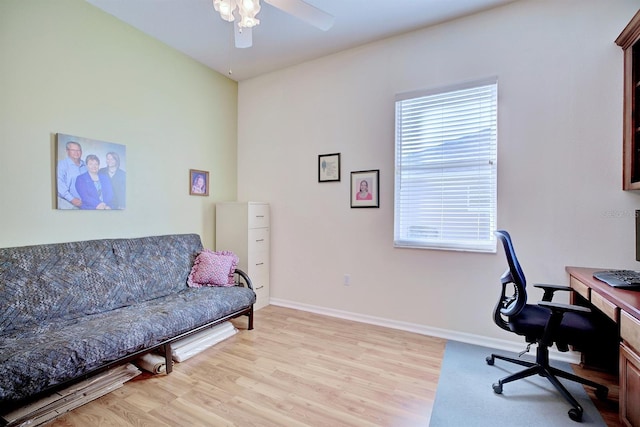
[616,10,640,190]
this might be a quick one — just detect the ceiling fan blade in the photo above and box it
[234,25,253,48]
[264,0,334,31]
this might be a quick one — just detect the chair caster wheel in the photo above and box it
[492,383,502,394]
[486,356,494,365]
[568,408,582,422]
[595,387,608,400]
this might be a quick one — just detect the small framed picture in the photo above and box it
[318,153,341,182]
[189,169,209,196]
[351,170,379,208]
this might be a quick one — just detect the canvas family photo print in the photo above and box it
[56,133,126,210]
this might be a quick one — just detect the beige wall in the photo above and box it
[237,0,640,343]
[0,0,237,249]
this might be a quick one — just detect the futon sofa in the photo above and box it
[0,233,255,415]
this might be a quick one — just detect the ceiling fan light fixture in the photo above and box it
[213,0,236,22]
[240,0,260,13]
[214,0,335,49]
[237,0,261,28]
[214,0,261,27]
[238,15,260,28]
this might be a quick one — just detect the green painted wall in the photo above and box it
[0,0,238,248]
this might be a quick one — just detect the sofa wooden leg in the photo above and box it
[164,344,173,374]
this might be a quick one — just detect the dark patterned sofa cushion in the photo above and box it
[0,285,255,402]
[0,234,201,333]
[0,234,256,404]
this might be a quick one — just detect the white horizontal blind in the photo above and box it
[394,79,497,252]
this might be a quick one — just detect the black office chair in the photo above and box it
[486,230,613,422]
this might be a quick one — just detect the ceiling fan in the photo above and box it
[213,0,335,48]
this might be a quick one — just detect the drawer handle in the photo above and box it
[255,239,265,242]
[256,285,264,290]
[256,215,265,218]
[256,262,264,266]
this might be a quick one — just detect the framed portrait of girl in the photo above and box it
[351,170,379,208]
[189,169,209,196]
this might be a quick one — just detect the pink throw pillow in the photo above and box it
[187,250,238,287]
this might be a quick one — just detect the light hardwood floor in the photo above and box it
[47,305,620,426]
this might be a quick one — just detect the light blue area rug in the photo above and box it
[429,341,606,426]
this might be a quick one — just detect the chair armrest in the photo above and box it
[538,300,591,315]
[537,300,592,349]
[533,283,573,302]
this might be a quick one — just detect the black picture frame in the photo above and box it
[318,153,341,182]
[351,170,379,208]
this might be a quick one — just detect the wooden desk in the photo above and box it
[567,267,640,427]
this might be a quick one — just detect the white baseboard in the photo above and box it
[268,298,581,364]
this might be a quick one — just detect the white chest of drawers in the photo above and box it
[215,202,270,310]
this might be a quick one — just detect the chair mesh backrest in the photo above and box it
[495,230,527,317]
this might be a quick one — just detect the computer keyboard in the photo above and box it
[593,270,640,288]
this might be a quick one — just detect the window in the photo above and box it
[394,78,498,252]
